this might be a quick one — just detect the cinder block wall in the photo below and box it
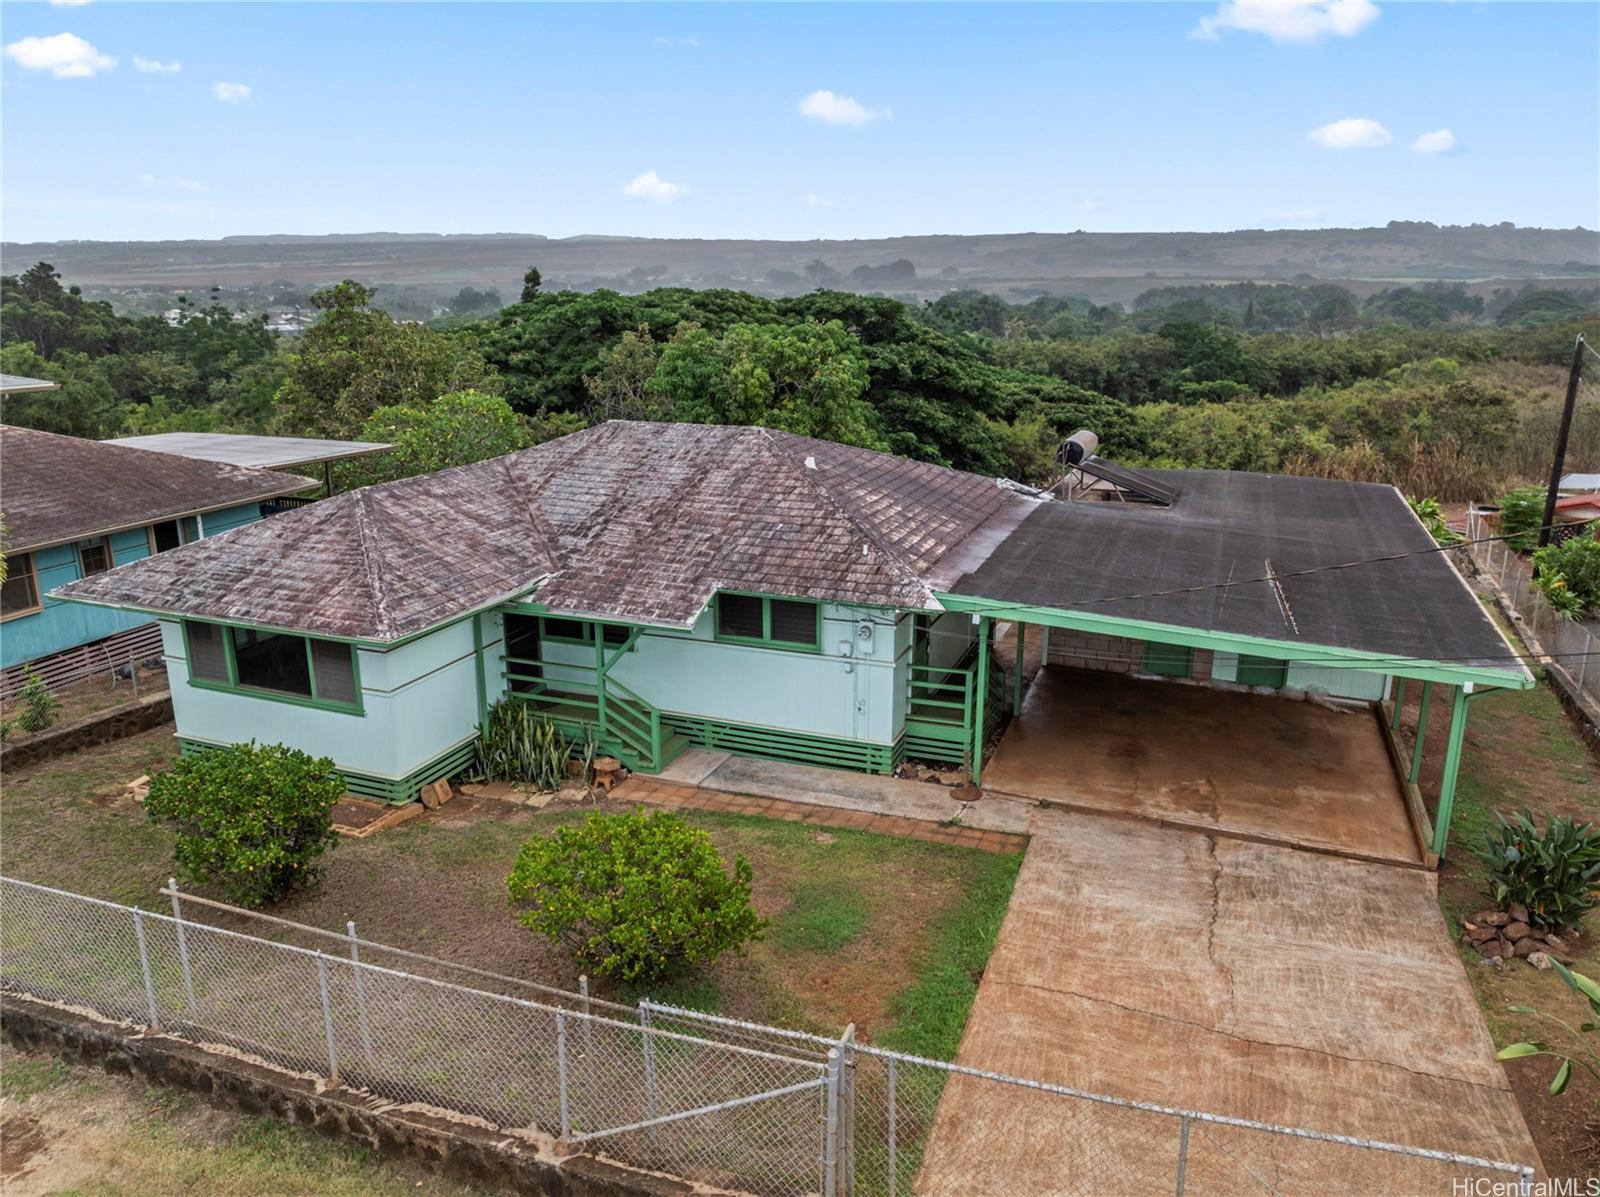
[1043,628,1214,682]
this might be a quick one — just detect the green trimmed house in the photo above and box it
[55,421,1527,855]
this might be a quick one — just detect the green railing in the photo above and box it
[502,655,663,769]
[907,661,974,729]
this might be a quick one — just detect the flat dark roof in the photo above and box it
[952,470,1524,681]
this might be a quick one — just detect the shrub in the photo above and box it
[506,809,766,981]
[1496,485,1546,553]
[1498,961,1600,1100]
[1480,810,1600,931]
[144,742,343,908]
[474,698,570,789]
[1406,495,1461,545]
[1533,532,1600,619]
[15,667,59,734]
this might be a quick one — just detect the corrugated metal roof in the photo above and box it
[1,425,317,554]
[53,422,1034,642]
[109,432,393,470]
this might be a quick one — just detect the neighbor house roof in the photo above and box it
[949,470,1524,680]
[51,422,1035,642]
[110,432,393,471]
[1,425,316,554]
[0,374,60,396]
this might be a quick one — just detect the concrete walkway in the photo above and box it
[983,666,1424,867]
[917,811,1540,1195]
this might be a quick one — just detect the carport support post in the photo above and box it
[1012,622,1026,714]
[1409,682,1433,787]
[972,617,990,786]
[1390,677,1407,730]
[1430,685,1471,859]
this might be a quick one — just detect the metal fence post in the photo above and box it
[1174,1114,1191,1196]
[131,907,161,1030]
[638,1001,660,1149]
[346,921,375,1071]
[886,1056,898,1197]
[166,878,198,1021]
[315,953,340,1085]
[555,1008,572,1140]
[823,1047,841,1197]
[838,1024,857,1197]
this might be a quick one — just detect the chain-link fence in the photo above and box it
[1466,509,1600,709]
[1,622,168,739]
[1,876,1538,1196]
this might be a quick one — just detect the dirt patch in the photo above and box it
[1503,1054,1600,1181]
[0,1112,53,1181]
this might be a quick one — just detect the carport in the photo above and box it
[938,469,1532,864]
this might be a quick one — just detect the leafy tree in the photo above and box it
[341,390,532,488]
[506,808,766,981]
[275,280,499,436]
[1533,532,1600,618]
[649,319,883,449]
[144,742,343,908]
[519,266,543,303]
[1496,485,1547,552]
[447,286,502,315]
[582,325,662,421]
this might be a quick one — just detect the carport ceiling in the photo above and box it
[948,470,1528,687]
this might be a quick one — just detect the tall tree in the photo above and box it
[520,266,543,304]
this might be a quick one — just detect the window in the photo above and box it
[186,622,229,682]
[538,617,634,648]
[232,627,312,696]
[0,553,40,620]
[714,593,821,651]
[184,619,362,712]
[78,537,113,577]
[1236,655,1288,690]
[150,521,183,553]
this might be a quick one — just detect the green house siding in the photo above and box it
[3,502,268,670]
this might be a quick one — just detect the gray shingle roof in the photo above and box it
[53,422,1033,642]
[1,425,316,554]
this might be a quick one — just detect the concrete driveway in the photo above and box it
[917,811,1539,1195]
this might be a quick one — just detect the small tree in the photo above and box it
[145,742,343,907]
[506,809,766,982]
[15,667,59,734]
[1495,485,1545,553]
[520,266,542,304]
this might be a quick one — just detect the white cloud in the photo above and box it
[133,55,181,74]
[1307,117,1391,149]
[654,35,699,47]
[3,32,115,78]
[1276,207,1326,224]
[805,192,834,209]
[1411,127,1458,156]
[172,177,207,193]
[1193,0,1379,43]
[50,1,93,7]
[621,170,685,202]
[213,81,251,103]
[798,89,889,127]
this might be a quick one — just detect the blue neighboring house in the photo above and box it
[0,423,314,678]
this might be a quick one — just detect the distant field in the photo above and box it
[7,225,1596,306]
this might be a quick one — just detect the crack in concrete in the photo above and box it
[1203,834,1238,1025]
[987,975,1510,1097]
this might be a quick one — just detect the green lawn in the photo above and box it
[1,727,1020,1049]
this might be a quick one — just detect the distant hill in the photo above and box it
[6,223,1596,307]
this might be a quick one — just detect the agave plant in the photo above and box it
[1499,962,1600,1100]
[473,698,572,790]
[1480,810,1600,931]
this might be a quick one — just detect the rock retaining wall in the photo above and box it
[0,993,719,1197]
[0,694,173,770]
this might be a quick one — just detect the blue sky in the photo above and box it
[3,1,1597,243]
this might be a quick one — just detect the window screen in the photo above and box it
[717,594,763,640]
[542,617,588,642]
[310,639,358,705]
[79,538,112,576]
[151,521,182,553]
[1,555,39,618]
[231,627,312,696]
[186,622,229,682]
[601,623,632,647]
[769,599,818,647]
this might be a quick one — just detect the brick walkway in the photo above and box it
[613,777,1028,854]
